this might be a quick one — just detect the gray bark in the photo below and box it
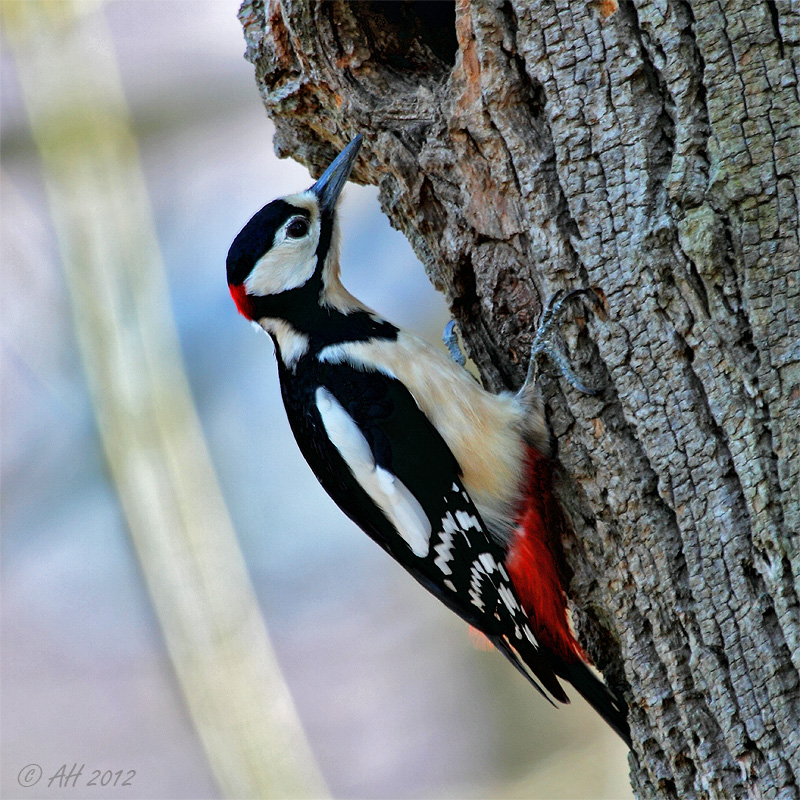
[238,0,800,796]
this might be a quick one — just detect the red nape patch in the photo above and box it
[506,447,587,665]
[229,283,255,320]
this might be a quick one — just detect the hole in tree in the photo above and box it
[347,0,458,76]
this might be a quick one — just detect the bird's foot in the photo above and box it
[523,289,604,396]
[443,320,467,367]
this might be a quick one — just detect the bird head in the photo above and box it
[226,134,364,321]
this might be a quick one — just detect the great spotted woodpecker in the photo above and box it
[227,134,630,745]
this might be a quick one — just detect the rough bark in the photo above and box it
[238,0,799,796]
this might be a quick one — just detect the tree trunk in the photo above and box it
[238,0,799,796]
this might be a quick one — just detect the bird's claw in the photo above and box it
[524,288,603,396]
[443,320,467,367]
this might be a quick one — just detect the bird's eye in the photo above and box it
[286,218,309,239]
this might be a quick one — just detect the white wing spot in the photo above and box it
[441,511,459,536]
[444,579,456,593]
[433,530,455,575]
[455,510,480,531]
[478,552,497,572]
[498,584,520,614]
[469,560,485,610]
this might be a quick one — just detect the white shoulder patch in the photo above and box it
[315,387,431,557]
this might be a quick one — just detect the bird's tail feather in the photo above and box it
[559,659,632,747]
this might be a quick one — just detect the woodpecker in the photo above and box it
[227,134,630,746]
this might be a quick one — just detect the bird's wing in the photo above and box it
[301,359,568,703]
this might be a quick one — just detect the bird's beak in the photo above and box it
[310,134,363,214]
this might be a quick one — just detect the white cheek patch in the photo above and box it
[245,248,316,297]
[315,387,432,557]
[244,214,320,297]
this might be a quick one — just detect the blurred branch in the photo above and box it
[2,2,327,797]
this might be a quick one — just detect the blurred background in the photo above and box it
[1,2,631,798]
